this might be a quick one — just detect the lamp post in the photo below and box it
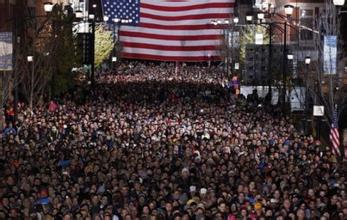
[305,56,311,134]
[333,0,345,6]
[246,15,253,23]
[75,10,83,19]
[112,56,117,70]
[27,56,34,109]
[281,4,294,115]
[89,13,96,88]
[43,2,54,13]
[284,5,294,17]
[267,21,273,87]
[259,3,274,88]
[43,2,58,98]
[208,54,211,68]
[257,12,265,23]
[287,54,294,89]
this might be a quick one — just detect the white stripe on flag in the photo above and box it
[117,0,234,61]
[140,17,227,26]
[121,26,223,36]
[142,0,233,7]
[330,128,340,155]
[120,37,222,46]
[141,7,232,17]
[122,47,219,57]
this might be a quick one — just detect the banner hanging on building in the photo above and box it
[323,35,337,75]
[0,32,13,71]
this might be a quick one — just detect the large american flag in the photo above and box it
[101,0,234,62]
[329,109,341,156]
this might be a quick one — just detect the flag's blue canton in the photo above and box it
[102,0,140,25]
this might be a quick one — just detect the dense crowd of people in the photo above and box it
[1,65,346,220]
[100,62,229,86]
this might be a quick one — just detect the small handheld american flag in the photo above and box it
[329,109,341,156]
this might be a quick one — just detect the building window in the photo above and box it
[300,9,314,41]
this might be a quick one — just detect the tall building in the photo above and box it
[238,0,347,86]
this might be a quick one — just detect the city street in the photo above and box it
[0,0,346,219]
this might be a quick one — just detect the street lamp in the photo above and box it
[304,56,311,135]
[27,56,35,108]
[233,17,239,24]
[257,12,265,21]
[284,5,294,17]
[333,0,345,6]
[246,15,253,22]
[112,57,117,70]
[75,10,83,19]
[287,54,294,60]
[279,5,293,115]
[43,2,54,13]
[27,56,33,62]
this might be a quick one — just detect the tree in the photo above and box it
[49,4,81,97]
[15,22,53,109]
[14,4,81,108]
[94,24,114,68]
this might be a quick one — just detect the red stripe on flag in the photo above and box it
[122,52,220,62]
[117,0,235,62]
[141,2,235,11]
[120,31,221,40]
[330,128,341,156]
[139,23,221,30]
[141,12,231,21]
[122,42,217,51]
